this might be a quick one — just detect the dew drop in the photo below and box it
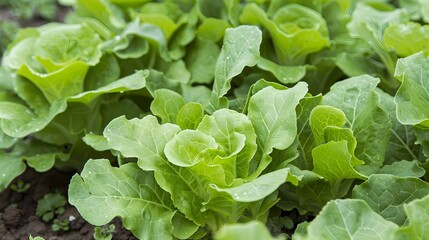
[114,35,121,41]
[2,173,6,177]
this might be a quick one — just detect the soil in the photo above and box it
[0,168,138,240]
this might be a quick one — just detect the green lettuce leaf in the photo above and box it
[248,83,308,178]
[323,75,391,175]
[186,39,220,84]
[215,221,286,240]
[394,193,429,239]
[352,174,429,225]
[34,23,103,66]
[394,52,429,127]
[103,115,181,171]
[69,159,179,240]
[176,102,204,130]
[309,105,346,145]
[76,0,125,31]
[384,23,429,57]
[293,94,322,170]
[298,199,399,240]
[164,129,218,167]
[312,140,366,183]
[347,4,408,78]
[103,20,170,61]
[70,70,148,104]
[17,61,89,103]
[256,58,307,85]
[377,89,420,163]
[210,168,299,202]
[0,151,26,191]
[212,25,262,98]
[197,109,257,178]
[240,3,330,65]
[150,89,185,124]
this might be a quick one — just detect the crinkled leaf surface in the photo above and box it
[103,20,170,60]
[302,199,399,240]
[34,23,103,66]
[17,61,89,103]
[309,105,346,145]
[0,99,67,138]
[377,89,420,164]
[240,3,330,65]
[197,109,257,178]
[312,140,366,183]
[103,115,181,171]
[352,174,429,225]
[394,194,429,239]
[69,159,177,240]
[103,114,216,225]
[323,75,391,175]
[176,102,204,130]
[294,94,322,170]
[377,160,425,178]
[164,130,218,167]
[150,89,185,124]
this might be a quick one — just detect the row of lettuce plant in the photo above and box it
[1,0,429,239]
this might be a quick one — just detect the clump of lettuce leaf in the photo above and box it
[1,0,429,239]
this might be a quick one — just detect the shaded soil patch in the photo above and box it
[0,168,137,240]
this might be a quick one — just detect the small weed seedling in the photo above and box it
[36,192,67,222]
[10,180,31,193]
[29,235,45,240]
[51,218,70,232]
[94,224,116,240]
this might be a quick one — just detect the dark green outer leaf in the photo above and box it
[352,174,429,225]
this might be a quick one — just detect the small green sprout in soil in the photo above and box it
[94,224,116,240]
[35,192,67,222]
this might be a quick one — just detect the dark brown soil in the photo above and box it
[0,168,137,240]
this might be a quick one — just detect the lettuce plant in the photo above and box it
[2,0,429,239]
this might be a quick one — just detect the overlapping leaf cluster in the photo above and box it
[1,0,429,239]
